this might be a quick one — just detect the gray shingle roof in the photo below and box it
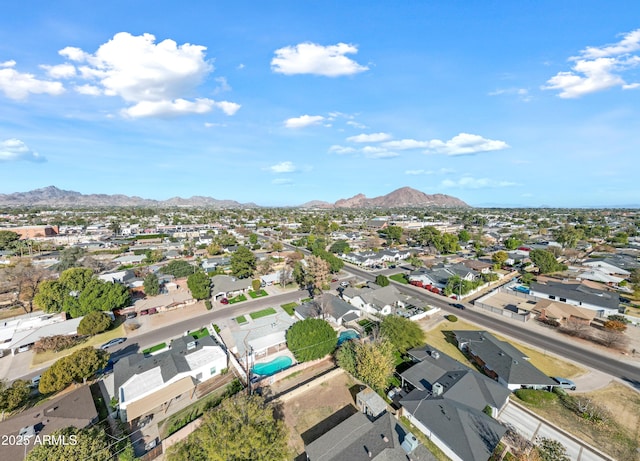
[401,391,507,461]
[452,331,556,387]
[530,280,620,310]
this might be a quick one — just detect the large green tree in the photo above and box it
[161,260,196,277]
[530,249,567,274]
[188,271,211,300]
[286,318,337,362]
[380,315,425,354]
[382,225,403,244]
[77,311,112,336]
[26,427,112,461]
[0,230,20,250]
[230,246,257,279]
[144,272,160,296]
[166,394,289,461]
[329,240,351,254]
[39,347,108,394]
[337,340,395,392]
[375,274,390,287]
[0,379,31,413]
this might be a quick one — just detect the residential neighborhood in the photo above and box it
[0,205,639,461]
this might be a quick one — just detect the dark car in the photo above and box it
[220,298,229,304]
[148,307,158,315]
[100,337,126,349]
[453,303,465,310]
[140,309,149,315]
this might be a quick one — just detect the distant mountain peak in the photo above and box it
[330,187,469,208]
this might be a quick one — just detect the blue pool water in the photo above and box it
[252,356,293,376]
[337,329,360,346]
[513,285,530,294]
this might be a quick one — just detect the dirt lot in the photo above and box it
[278,369,359,458]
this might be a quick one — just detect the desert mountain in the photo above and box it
[331,187,469,208]
[0,186,255,208]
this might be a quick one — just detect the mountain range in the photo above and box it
[0,186,469,208]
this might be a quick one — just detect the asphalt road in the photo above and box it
[343,262,640,385]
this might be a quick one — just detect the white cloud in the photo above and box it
[214,76,231,93]
[424,133,509,156]
[440,176,517,189]
[40,63,76,79]
[268,161,297,173]
[0,61,64,100]
[346,132,392,143]
[271,42,368,76]
[56,32,240,117]
[284,114,325,128]
[405,168,455,175]
[488,87,532,102]
[0,138,45,162]
[272,178,294,185]
[346,120,367,129]
[74,84,101,96]
[543,29,640,98]
[360,146,398,158]
[383,139,431,150]
[204,122,226,128]
[328,145,356,155]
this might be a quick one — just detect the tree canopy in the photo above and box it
[77,311,112,336]
[530,249,567,274]
[381,225,403,244]
[144,272,160,296]
[33,268,130,318]
[26,426,112,461]
[39,347,108,394]
[375,274,390,287]
[0,230,20,250]
[380,315,425,354]
[413,226,460,254]
[336,340,395,392]
[230,246,257,279]
[188,271,211,300]
[0,379,30,413]
[166,394,289,461]
[161,260,196,277]
[286,318,337,362]
[329,240,351,254]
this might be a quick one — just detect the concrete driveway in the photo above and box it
[498,400,614,461]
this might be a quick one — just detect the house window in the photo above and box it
[548,295,555,300]
[196,372,203,381]
[210,367,216,376]
[559,297,566,302]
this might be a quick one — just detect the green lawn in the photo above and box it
[281,302,298,316]
[250,307,277,319]
[248,289,268,299]
[142,342,167,354]
[301,297,312,303]
[389,273,408,284]
[228,294,247,304]
[190,327,210,339]
[235,315,247,324]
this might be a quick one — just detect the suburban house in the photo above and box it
[210,274,250,300]
[452,331,556,391]
[341,249,410,268]
[304,408,434,461]
[532,299,596,325]
[529,280,621,317]
[398,346,509,461]
[0,385,98,461]
[408,263,478,290]
[294,293,361,325]
[342,284,403,316]
[460,259,494,274]
[202,256,230,273]
[0,312,82,356]
[113,336,227,424]
[113,254,147,265]
[583,255,638,276]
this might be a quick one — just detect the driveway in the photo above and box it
[498,400,614,461]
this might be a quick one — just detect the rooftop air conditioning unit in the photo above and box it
[187,341,197,351]
[432,382,444,397]
[401,433,418,454]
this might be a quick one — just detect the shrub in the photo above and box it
[286,318,337,362]
[78,311,112,336]
[252,279,261,291]
[446,315,458,322]
[33,334,85,353]
[204,300,213,310]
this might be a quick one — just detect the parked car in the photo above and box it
[552,377,576,390]
[126,312,137,319]
[220,298,229,304]
[340,281,350,287]
[148,307,158,315]
[100,337,126,349]
[453,303,466,310]
[30,375,41,387]
[140,309,149,315]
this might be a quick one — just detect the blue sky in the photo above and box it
[1,1,639,207]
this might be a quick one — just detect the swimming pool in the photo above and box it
[337,329,360,346]
[252,356,293,376]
